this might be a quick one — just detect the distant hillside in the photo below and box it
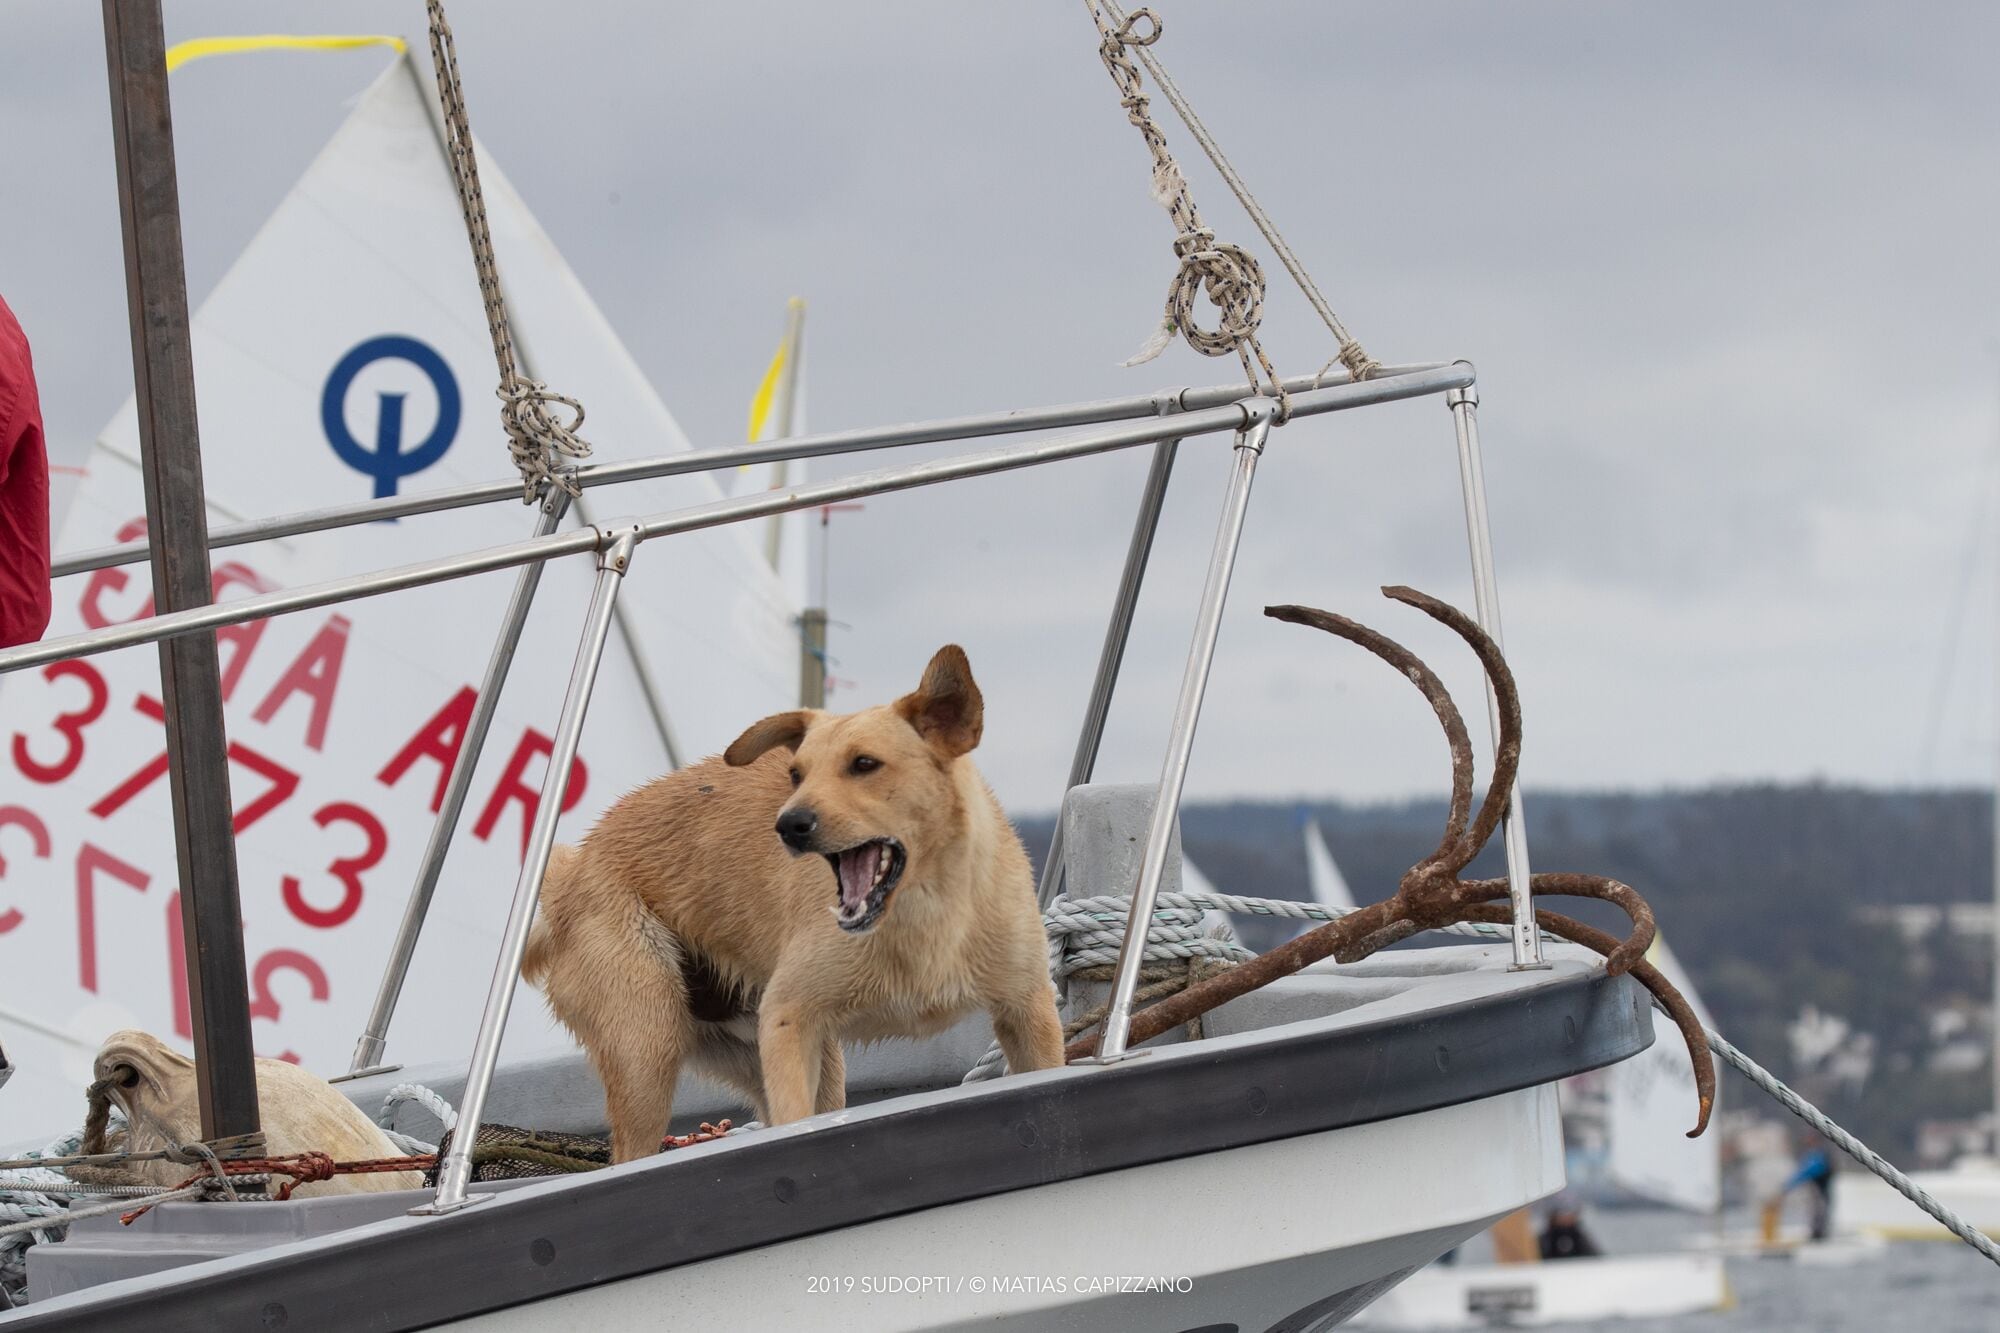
[1018,783,1997,1158]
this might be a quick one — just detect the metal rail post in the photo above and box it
[1447,371,1546,969]
[101,0,261,1143]
[344,489,572,1077]
[1037,430,1182,909]
[418,526,637,1213]
[1096,404,1276,1061]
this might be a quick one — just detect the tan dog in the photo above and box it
[523,645,1064,1161]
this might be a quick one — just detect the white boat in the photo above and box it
[0,12,1678,1328]
[1353,1252,1728,1330]
[1836,1158,2000,1241]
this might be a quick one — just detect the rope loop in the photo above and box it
[497,379,590,499]
[1112,7,1161,46]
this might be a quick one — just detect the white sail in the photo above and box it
[1181,853,1230,937]
[1605,933,1721,1212]
[0,53,797,1136]
[1302,815,1357,913]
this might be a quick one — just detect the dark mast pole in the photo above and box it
[100,0,262,1146]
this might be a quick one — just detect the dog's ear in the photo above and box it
[724,710,817,766]
[895,645,983,758]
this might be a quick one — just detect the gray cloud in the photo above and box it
[4,1,1998,813]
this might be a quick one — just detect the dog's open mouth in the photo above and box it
[823,837,905,933]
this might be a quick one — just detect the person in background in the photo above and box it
[1773,1130,1835,1241]
[0,294,51,649]
[1538,1191,1602,1260]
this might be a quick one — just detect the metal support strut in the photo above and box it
[1096,404,1276,1060]
[1447,370,1546,970]
[101,0,262,1145]
[419,524,638,1213]
[346,489,572,1077]
[1037,420,1182,909]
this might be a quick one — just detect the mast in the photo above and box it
[100,0,261,1145]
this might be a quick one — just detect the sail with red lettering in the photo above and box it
[0,52,798,1136]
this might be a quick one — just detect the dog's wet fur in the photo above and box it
[522,645,1065,1161]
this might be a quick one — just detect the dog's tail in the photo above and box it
[520,844,580,987]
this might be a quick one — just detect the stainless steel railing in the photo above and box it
[12,358,1535,1215]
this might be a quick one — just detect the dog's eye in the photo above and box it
[849,755,881,775]
[788,766,802,787]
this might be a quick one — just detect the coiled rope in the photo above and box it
[963,890,1532,1082]
[424,0,591,501]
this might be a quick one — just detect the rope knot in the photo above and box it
[496,376,591,500]
[1166,237,1265,360]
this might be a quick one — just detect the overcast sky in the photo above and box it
[5,2,2000,815]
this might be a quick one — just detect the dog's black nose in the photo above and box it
[776,806,818,851]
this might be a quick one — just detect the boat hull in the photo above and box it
[1352,1252,1728,1329]
[458,1086,1562,1331]
[16,951,1650,1329]
[1835,1166,2000,1242]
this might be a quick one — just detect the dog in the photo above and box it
[523,644,1065,1161]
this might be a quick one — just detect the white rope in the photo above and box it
[965,889,1533,1082]
[1094,0,1378,386]
[1704,1024,2000,1268]
[0,1185,204,1244]
[376,1083,459,1156]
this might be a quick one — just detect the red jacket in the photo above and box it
[0,294,50,648]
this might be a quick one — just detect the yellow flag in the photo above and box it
[746,297,807,445]
[164,34,407,74]
[745,337,791,445]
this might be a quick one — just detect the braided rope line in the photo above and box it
[1704,1025,2000,1268]
[1096,1,1377,387]
[0,1185,207,1244]
[966,889,1533,1082]
[425,0,591,501]
[1082,3,1288,413]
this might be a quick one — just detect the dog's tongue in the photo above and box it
[837,843,881,912]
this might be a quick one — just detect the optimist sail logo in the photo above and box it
[321,335,461,500]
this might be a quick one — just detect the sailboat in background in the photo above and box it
[1302,813,1356,913]
[0,48,801,1138]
